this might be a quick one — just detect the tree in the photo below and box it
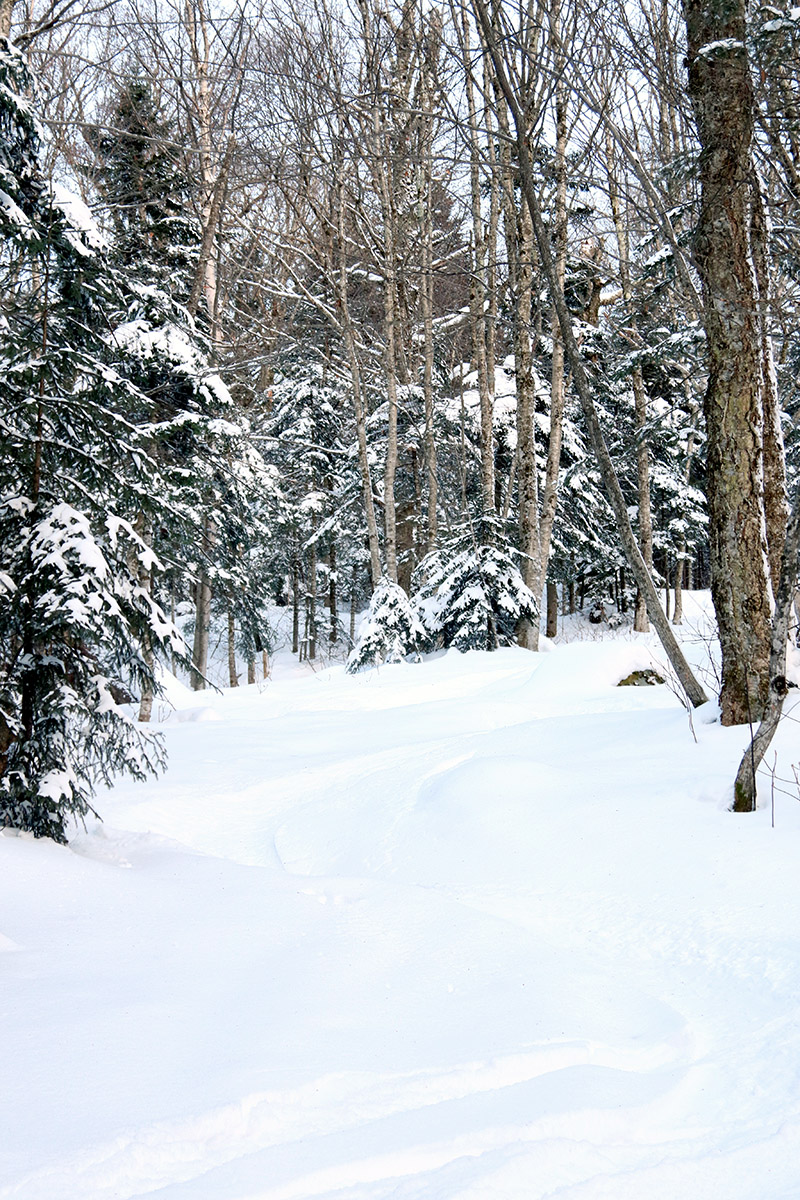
[0,40,181,840]
[683,0,788,731]
[471,0,709,707]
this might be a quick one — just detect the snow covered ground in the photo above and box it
[3,595,800,1200]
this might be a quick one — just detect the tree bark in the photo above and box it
[227,607,238,687]
[462,9,494,514]
[684,0,780,724]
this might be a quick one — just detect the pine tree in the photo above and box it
[88,76,199,295]
[413,517,538,652]
[0,41,183,841]
[346,578,427,673]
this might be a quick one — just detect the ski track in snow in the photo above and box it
[3,601,800,1200]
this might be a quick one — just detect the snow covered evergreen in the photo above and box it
[414,520,539,652]
[346,578,427,672]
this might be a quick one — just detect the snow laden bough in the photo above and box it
[0,504,184,843]
[346,579,427,673]
[347,532,539,672]
[415,532,539,653]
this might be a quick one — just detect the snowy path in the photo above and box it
[3,635,800,1199]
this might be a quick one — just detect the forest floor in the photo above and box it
[3,594,800,1200]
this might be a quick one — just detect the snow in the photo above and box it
[3,595,800,1200]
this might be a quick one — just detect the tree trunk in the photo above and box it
[227,607,238,687]
[336,156,382,589]
[733,489,800,810]
[474,1,708,708]
[191,516,214,691]
[291,553,300,655]
[539,0,568,600]
[546,581,558,639]
[606,129,653,633]
[329,541,338,645]
[462,9,494,513]
[137,520,155,722]
[684,0,778,724]
[500,142,541,649]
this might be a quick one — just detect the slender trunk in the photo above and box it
[606,129,653,632]
[291,552,299,655]
[227,607,238,687]
[358,0,399,581]
[750,166,788,587]
[137,520,155,722]
[329,541,338,645]
[501,145,541,648]
[539,0,568,585]
[734,490,800,810]
[350,564,358,645]
[336,163,382,588]
[191,517,214,691]
[546,581,558,639]
[307,538,317,661]
[673,426,697,626]
[421,129,438,550]
[463,9,494,512]
[475,3,708,708]
[0,0,13,38]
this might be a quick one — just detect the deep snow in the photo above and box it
[2,596,800,1200]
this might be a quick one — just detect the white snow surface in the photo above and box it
[3,595,800,1200]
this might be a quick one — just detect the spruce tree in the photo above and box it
[0,41,183,841]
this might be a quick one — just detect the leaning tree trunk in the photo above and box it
[475,0,708,709]
[733,489,800,811]
[684,0,781,725]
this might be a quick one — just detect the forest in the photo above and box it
[1,0,799,838]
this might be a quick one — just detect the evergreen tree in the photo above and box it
[88,76,199,295]
[0,41,183,841]
[413,517,538,652]
[346,578,427,673]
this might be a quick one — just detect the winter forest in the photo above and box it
[3,0,800,1194]
[1,0,800,836]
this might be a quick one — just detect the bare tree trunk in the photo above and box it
[291,552,300,655]
[227,607,238,687]
[500,132,541,649]
[539,0,568,592]
[419,76,438,552]
[546,581,559,639]
[350,564,358,645]
[673,426,697,626]
[475,0,708,708]
[307,535,317,661]
[357,0,401,583]
[329,540,339,645]
[191,517,214,691]
[137,520,155,722]
[0,0,14,38]
[336,165,382,589]
[684,0,778,724]
[462,9,494,514]
[734,490,800,810]
[605,129,654,633]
